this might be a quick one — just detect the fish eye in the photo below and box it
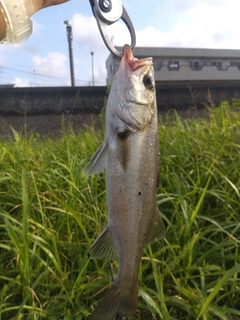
[143,75,154,90]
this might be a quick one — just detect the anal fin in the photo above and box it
[147,207,165,244]
[91,226,118,261]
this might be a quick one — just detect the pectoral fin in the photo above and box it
[84,140,108,176]
[116,129,131,171]
[147,207,165,244]
[91,226,118,261]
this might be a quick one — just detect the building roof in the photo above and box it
[107,46,240,62]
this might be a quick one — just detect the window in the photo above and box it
[193,61,200,70]
[227,61,240,70]
[211,61,222,70]
[153,60,162,71]
[168,60,180,70]
[216,62,222,70]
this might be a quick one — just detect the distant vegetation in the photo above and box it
[0,101,240,319]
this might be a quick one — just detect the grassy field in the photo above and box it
[0,102,240,320]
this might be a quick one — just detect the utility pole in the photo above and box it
[0,68,2,84]
[64,20,75,87]
[91,52,95,86]
[33,69,36,86]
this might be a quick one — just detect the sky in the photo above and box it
[0,0,240,87]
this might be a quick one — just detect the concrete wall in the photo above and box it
[156,81,240,111]
[0,82,240,116]
[0,86,107,116]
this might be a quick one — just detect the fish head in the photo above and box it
[111,44,156,131]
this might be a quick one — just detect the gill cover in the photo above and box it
[111,44,156,132]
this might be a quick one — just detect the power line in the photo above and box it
[1,65,70,80]
[0,65,105,86]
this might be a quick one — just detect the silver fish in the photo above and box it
[85,44,165,320]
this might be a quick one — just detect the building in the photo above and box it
[0,84,15,88]
[106,47,240,84]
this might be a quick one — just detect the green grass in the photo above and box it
[0,101,240,319]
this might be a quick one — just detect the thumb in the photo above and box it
[27,0,69,16]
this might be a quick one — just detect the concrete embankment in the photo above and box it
[0,81,239,136]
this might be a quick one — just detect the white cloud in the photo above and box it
[14,77,31,87]
[2,1,240,88]
[33,52,68,77]
[71,13,110,85]
[71,14,103,50]
[135,0,240,50]
[31,18,45,36]
[70,12,138,84]
[166,0,232,15]
[108,20,132,48]
[69,0,240,84]
[154,0,240,49]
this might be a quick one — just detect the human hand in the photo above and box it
[28,0,69,16]
[0,0,69,42]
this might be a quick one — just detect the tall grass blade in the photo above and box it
[196,264,240,319]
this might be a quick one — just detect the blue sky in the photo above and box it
[0,0,239,87]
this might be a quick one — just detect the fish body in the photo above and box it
[85,44,165,319]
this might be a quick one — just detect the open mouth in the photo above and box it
[123,44,153,71]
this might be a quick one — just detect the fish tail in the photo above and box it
[89,279,138,320]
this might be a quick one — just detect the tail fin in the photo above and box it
[89,280,138,320]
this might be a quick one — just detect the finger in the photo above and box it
[42,0,70,8]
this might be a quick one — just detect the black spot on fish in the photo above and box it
[138,192,142,196]
[116,130,131,172]
[117,129,131,139]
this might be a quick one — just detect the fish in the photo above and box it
[84,44,165,320]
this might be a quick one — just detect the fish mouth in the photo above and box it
[123,44,153,71]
